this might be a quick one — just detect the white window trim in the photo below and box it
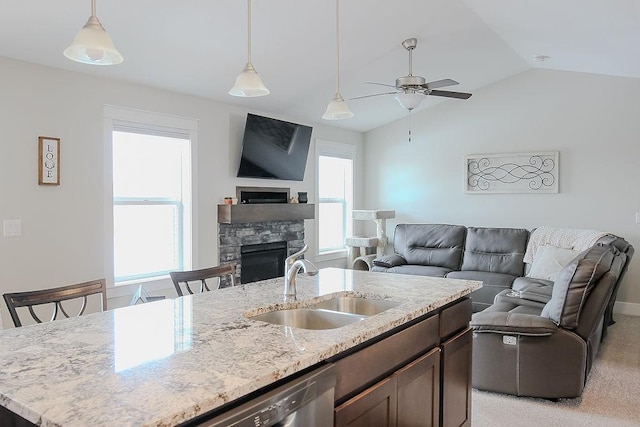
[315,139,356,262]
[103,105,199,292]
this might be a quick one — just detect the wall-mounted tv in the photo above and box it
[237,113,313,181]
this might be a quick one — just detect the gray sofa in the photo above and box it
[372,223,634,398]
[371,223,632,320]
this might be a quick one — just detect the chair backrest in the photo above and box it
[3,279,107,327]
[461,227,529,276]
[170,264,236,297]
[393,224,467,270]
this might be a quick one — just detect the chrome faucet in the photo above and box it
[284,245,318,300]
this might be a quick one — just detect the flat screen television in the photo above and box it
[237,113,313,181]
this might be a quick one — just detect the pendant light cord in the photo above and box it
[91,0,96,17]
[247,0,252,64]
[335,0,340,93]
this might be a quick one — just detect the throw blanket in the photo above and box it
[523,227,610,263]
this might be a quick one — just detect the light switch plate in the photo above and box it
[3,219,22,237]
[636,212,640,224]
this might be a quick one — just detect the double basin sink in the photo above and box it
[249,296,400,330]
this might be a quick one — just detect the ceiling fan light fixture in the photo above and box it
[395,92,424,111]
[229,62,270,97]
[323,92,354,120]
[230,0,269,98]
[63,0,123,65]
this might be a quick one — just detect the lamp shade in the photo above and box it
[63,16,123,65]
[395,92,424,111]
[229,63,270,97]
[322,92,354,120]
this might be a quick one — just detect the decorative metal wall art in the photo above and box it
[465,151,558,194]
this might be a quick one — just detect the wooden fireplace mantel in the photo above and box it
[217,203,315,224]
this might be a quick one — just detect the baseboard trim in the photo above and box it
[614,301,640,317]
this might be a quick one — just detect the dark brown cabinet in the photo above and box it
[335,376,398,427]
[441,328,473,427]
[335,347,441,427]
[332,297,473,427]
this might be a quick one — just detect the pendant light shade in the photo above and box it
[229,63,270,97]
[229,0,270,97]
[395,92,424,111]
[323,0,353,120]
[323,93,353,120]
[63,0,123,65]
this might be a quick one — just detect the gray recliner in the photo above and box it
[470,244,625,398]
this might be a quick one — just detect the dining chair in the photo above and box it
[3,279,107,327]
[170,264,236,297]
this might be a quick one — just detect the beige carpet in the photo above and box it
[472,314,640,426]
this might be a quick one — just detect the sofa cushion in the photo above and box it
[394,224,466,270]
[382,265,453,278]
[460,227,529,276]
[528,245,582,281]
[372,254,406,268]
[511,277,554,304]
[447,270,517,309]
[512,276,553,291]
[541,245,615,329]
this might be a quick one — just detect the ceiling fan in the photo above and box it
[353,38,472,111]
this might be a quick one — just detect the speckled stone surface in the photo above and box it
[0,268,481,426]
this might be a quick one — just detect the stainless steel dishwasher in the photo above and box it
[199,364,336,427]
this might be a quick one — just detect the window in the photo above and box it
[317,141,355,256]
[105,106,196,285]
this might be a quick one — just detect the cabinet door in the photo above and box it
[441,328,472,427]
[335,376,398,427]
[396,347,441,427]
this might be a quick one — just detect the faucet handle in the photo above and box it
[285,245,309,265]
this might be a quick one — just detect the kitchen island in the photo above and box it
[0,268,481,426]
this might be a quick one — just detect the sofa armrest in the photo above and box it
[471,311,558,336]
[373,254,407,268]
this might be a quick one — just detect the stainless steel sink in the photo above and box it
[309,296,400,316]
[250,308,365,330]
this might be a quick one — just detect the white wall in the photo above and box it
[363,68,640,309]
[0,57,363,326]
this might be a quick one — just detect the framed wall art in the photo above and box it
[465,151,558,194]
[38,136,60,185]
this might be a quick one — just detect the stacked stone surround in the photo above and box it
[218,220,306,286]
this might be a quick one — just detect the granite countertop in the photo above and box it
[0,268,481,427]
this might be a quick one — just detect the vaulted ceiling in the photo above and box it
[1,0,638,132]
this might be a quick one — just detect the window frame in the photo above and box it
[103,105,198,293]
[315,139,356,262]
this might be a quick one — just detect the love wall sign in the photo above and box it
[38,136,60,185]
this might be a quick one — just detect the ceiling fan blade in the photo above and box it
[365,82,398,89]
[425,78,459,89]
[350,91,400,100]
[428,90,472,100]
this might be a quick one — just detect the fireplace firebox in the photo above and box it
[240,241,287,284]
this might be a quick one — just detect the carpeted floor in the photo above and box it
[472,314,640,426]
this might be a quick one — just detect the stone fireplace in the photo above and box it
[217,187,315,286]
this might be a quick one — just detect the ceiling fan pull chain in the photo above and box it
[408,111,413,142]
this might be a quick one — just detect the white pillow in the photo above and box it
[527,245,582,281]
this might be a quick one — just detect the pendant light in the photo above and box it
[323,0,353,120]
[229,0,270,97]
[63,0,123,65]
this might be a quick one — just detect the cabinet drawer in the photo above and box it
[439,298,472,342]
[334,314,439,402]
